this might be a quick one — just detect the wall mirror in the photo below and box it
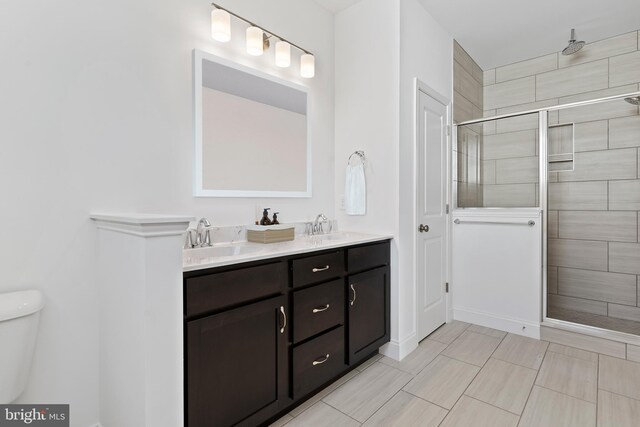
[193,49,311,197]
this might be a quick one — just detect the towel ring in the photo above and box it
[348,150,366,166]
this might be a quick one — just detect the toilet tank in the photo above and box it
[0,290,45,404]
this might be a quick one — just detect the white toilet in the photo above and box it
[0,290,44,403]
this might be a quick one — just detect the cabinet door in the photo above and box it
[186,296,288,427]
[347,266,390,364]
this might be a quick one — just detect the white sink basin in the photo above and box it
[185,245,264,258]
[314,233,350,241]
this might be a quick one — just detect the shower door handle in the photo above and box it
[418,224,429,233]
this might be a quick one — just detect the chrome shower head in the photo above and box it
[562,29,585,56]
[624,96,640,106]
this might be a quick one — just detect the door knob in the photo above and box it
[418,224,430,233]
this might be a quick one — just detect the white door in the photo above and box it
[416,88,448,341]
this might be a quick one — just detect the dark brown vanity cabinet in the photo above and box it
[184,239,390,427]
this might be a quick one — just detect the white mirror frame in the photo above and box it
[193,49,312,198]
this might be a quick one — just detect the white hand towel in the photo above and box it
[345,163,366,215]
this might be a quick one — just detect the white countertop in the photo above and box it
[183,232,393,272]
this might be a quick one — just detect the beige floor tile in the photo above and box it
[599,355,640,401]
[441,331,502,366]
[403,355,480,409]
[465,358,537,414]
[323,362,412,422]
[492,333,549,370]
[547,343,598,362]
[439,396,519,427]
[519,386,596,427]
[269,414,293,427]
[535,351,598,402]
[361,390,448,427]
[289,369,359,417]
[355,353,383,372]
[379,339,447,375]
[427,321,470,345]
[597,390,640,427]
[466,324,507,339]
[285,402,359,427]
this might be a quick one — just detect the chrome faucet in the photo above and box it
[311,213,328,235]
[185,217,213,248]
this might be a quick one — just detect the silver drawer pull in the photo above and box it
[312,265,330,273]
[280,306,287,334]
[350,284,356,306]
[312,354,330,366]
[312,304,330,313]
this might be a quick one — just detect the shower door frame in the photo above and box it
[455,90,640,345]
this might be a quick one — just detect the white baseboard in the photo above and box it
[379,333,418,361]
[453,306,540,339]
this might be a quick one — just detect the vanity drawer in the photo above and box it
[347,241,390,273]
[293,279,344,343]
[185,262,286,318]
[292,251,344,288]
[293,326,345,399]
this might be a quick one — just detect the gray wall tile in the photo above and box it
[495,156,539,184]
[536,60,609,101]
[548,181,608,210]
[610,116,640,149]
[548,294,608,316]
[548,266,558,294]
[496,53,557,83]
[610,51,640,87]
[548,211,559,238]
[557,148,637,182]
[494,100,557,133]
[608,303,640,322]
[482,160,496,185]
[558,211,638,242]
[559,85,639,123]
[557,267,637,306]
[483,130,536,160]
[574,120,608,152]
[609,180,640,210]
[454,91,481,123]
[454,40,483,84]
[484,76,536,110]
[609,243,640,274]
[483,69,496,86]
[455,60,482,108]
[558,31,638,68]
[483,183,536,207]
[548,238,608,271]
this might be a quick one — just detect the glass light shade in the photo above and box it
[246,26,264,56]
[211,9,231,42]
[275,41,291,68]
[300,54,315,78]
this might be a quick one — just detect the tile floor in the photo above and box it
[270,321,640,427]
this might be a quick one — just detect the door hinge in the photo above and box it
[447,125,451,136]
[446,204,450,214]
[445,282,449,293]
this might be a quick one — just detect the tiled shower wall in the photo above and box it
[453,41,483,207]
[482,31,640,323]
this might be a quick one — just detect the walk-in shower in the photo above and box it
[454,90,640,340]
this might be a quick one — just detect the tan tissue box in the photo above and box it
[246,224,295,244]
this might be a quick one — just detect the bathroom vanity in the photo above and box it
[183,236,391,427]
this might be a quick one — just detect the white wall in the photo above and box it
[335,0,453,359]
[0,1,334,425]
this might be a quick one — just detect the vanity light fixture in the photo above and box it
[210,3,315,78]
[211,8,231,42]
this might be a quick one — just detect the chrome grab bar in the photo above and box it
[454,219,535,226]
